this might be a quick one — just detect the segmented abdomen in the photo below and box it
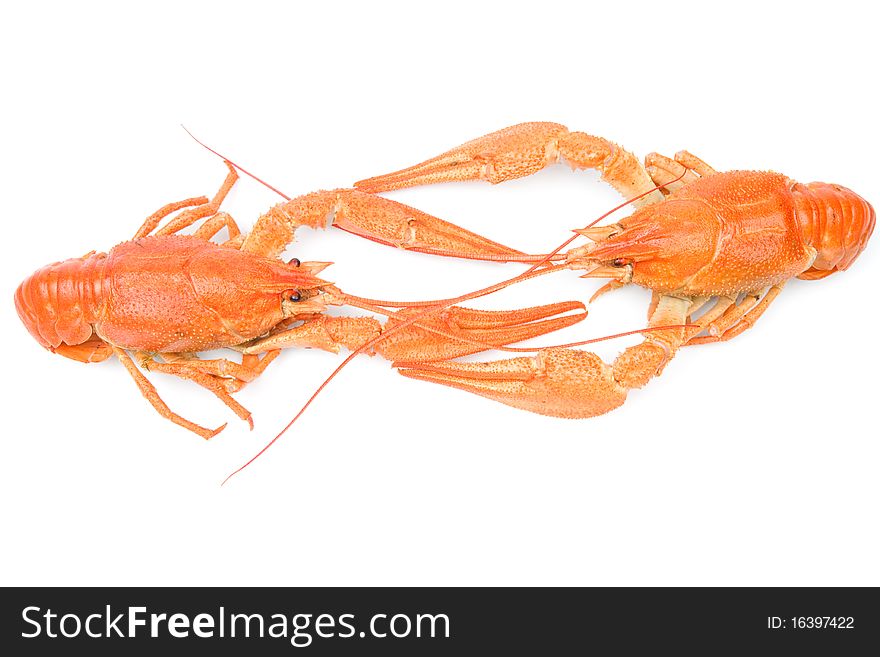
[791,181,875,276]
[14,252,109,350]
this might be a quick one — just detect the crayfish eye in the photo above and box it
[612,257,630,267]
[283,289,302,302]
[288,258,301,267]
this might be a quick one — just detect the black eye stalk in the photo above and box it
[283,289,302,302]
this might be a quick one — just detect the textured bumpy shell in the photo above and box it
[790,180,875,278]
[14,251,109,350]
[589,171,875,296]
[14,235,323,354]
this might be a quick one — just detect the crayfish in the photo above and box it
[348,122,875,418]
[14,159,586,438]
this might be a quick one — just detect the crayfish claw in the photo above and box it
[355,122,569,192]
[376,302,587,363]
[396,348,628,419]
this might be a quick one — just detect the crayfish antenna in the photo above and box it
[221,349,360,486]
[181,125,292,201]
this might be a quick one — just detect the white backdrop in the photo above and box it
[2,1,877,586]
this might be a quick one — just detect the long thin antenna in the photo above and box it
[182,125,292,200]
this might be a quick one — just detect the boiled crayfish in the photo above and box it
[14,161,587,437]
[347,122,875,418]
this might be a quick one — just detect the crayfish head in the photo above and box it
[279,259,345,317]
[184,245,336,340]
[566,200,717,294]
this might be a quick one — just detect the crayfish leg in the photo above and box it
[685,285,784,346]
[143,355,255,430]
[133,162,239,239]
[192,211,243,242]
[134,196,209,240]
[155,163,239,237]
[645,150,717,194]
[674,151,717,178]
[113,347,226,439]
[161,352,282,393]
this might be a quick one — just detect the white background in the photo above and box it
[1,1,877,586]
